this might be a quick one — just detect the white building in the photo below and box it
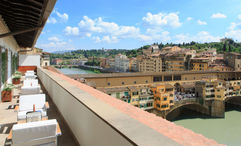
[114,54,129,72]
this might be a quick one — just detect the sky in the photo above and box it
[36,0,241,52]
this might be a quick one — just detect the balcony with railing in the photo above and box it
[0,0,222,144]
[34,67,220,145]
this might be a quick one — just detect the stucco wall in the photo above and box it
[0,17,19,52]
[19,54,40,67]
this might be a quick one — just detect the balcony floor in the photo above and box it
[0,82,79,146]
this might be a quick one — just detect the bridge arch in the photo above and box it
[224,96,241,102]
[166,102,209,121]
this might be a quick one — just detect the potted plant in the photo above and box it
[12,75,21,85]
[15,71,22,75]
[1,84,14,102]
[12,71,22,85]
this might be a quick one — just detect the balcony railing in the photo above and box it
[37,67,220,146]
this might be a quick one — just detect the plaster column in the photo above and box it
[0,47,2,101]
[7,49,12,84]
[5,49,8,84]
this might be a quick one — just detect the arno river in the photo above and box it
[57,67,96,74]
[173,105,241,146]
[59,68,241,146]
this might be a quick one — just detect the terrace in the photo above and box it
[0,78,77,146]
[0,0,222,145]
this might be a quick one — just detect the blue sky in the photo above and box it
[36,0,241,52]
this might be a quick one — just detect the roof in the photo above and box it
[181,82,195,89]
[98,87,129,93]
[67,70,241,79]
[0,0,57,48]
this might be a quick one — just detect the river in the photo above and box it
[57,67,96,74]
[173,105,241,146]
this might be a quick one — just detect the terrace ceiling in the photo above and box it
[0,0,57,48]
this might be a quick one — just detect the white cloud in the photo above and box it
[225,20,241,41]
[238,15,241,20]
[142,12,182,28]
[196,31,220,42]
[56,11,69,21]
[47,10,68,24]
[78,16,140,38]
[197,20,207,25]
[47,17,57,24]
[175,31,220,43]
[93,36,118,43]
[64,26,79,36]
[48,36,60,42]
[211,13,227,19]
[186,17,192,21]
[38,41,67,49]
[65,13,179,44]
[78,16,143,42]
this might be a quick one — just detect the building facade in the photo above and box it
[151,84,174,111]
[224,52,241,71]
[138,55,162,72]
[114,54,129,72]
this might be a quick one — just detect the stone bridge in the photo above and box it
[164,98,209,120]
[164,96,241,120]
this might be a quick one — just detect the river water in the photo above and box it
[58,67,240,145]
[57,67,96,74]
[173,105,241,146]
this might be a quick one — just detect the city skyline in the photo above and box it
[36,0,241,52]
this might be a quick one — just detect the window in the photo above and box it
[156,104,160,108]
[170,94,173,97]
[166,88,173,92]
[154,76,162,82]
[145,80,148,83]
[164,76,172,81]
[217,95,221,98]
[134,81,137,84]
[174,75,181,81]
[132,92,138,96]
[108,82,110,86]
[161,105,168,108]
[116,93,120,98]
[122,82,125,85]
[163,97,167,101]
[170,100,173,103]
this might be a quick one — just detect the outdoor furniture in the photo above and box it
[26,111,42,122]
[23,79,39,87]
[26,70,35,74]
[25,74,37,80]
[15,94,49,120]
[20,85,41,95]
[9,119,61,146]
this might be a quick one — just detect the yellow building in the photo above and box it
[165,56,185,71]
[191,58,209,71]
[151,84,174,111]
[214,81,226,101]
[129,58,138,72]
[138,55,162,72]
[128,86,140,107]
